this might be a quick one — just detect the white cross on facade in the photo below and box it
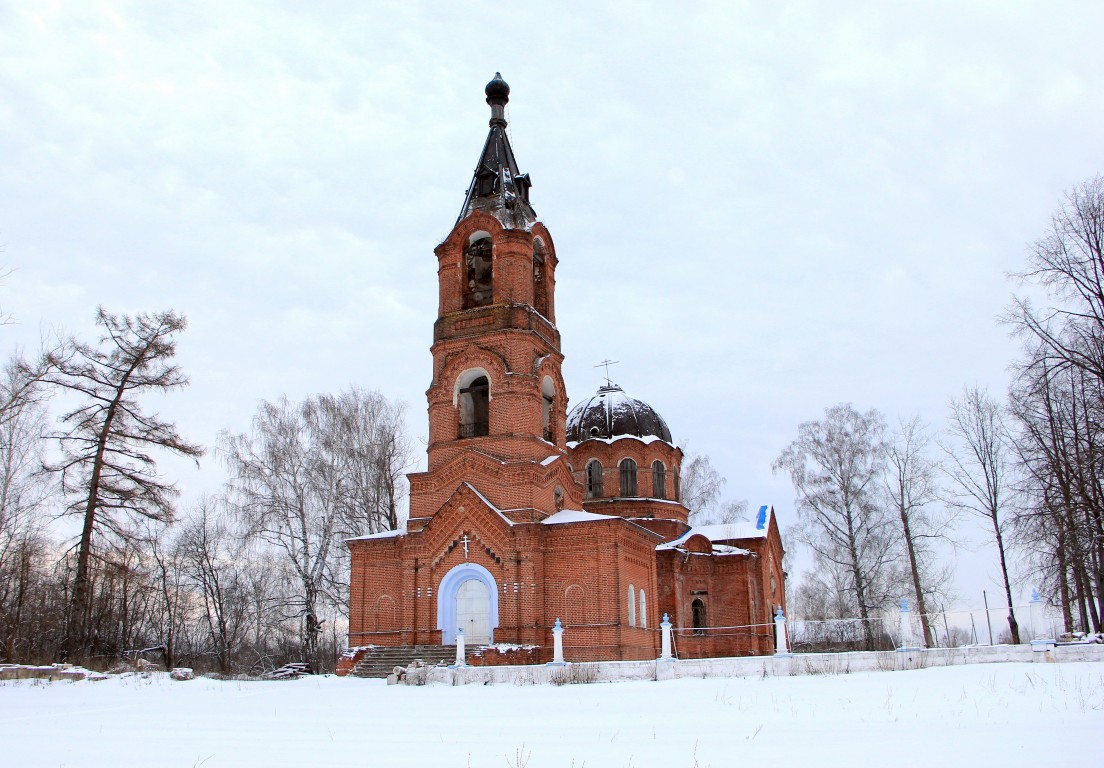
[459,534,471,559]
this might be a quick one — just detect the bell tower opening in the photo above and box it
[457,370,490,439]
[533,239,549,317]
[463,234,493,309]
[541,376,555,442]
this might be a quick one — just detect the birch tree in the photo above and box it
[884,416,953,647]
[221,387,409,669]
[774,404,900,649]
[943,386,1021,644]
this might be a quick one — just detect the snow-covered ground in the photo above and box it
[1,663,1100,767]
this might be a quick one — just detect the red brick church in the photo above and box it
[346,74,785,663]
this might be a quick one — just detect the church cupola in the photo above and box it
[566,382,687,523]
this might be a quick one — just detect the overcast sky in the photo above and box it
[3,2,1103,609]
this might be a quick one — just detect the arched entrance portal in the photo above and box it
[456,579,491,644]
[437,562,498,645]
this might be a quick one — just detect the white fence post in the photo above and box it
[1029,589,1055,653]
[659,613,674,661]
[898,599,919,650]
[774,607,791,656]
[452,628,466,667]
[547,618,566,666]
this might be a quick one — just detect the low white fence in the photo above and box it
[399,641,1104,686]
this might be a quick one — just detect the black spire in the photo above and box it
[457,73,536,229]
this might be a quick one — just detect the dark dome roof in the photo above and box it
[566,384,673,443]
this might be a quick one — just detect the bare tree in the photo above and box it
[178,496,253,675]
[221,387,409,670]
[883,416,955,647]
[44,308,203,659]
[1008,350,1103,633]
[1004,177,1104,635]
[1008,175,1104,382]
[943,386,1021,644]
[679,452,748,525]
[147,524,189,670]
[0,357,54,661]
[331,390,411,535]
[774,404,900,649]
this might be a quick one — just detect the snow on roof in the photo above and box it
[693,522,766,541]
[695,506,774,541]
[656,531,752,556]
[542,509,617,525]
[541,454,560,466]
[655,532,691,550]
[346,529,406,542]
[565,433,669,449]
[656,506,773,552]
[711,543,753,555]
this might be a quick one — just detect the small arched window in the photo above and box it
[458,375,489,438]
[463,235,493,309]
[619,458,638,497]
[692,598,707,636]
[639,589,647,628]
[652,460,666,499]
[673,468,681,502]
[627,584,636,627]
[586,460,603,498]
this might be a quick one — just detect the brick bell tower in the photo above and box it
[405,73,583,528]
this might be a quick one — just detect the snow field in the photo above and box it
[0,662,1100,767]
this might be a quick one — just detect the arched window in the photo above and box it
[586,460,603,498]
[463,235,493,309]
[673,468,681,502]
[692,598,707,636]
[639,589,647,628]
[652,460,666,499]
[541,377,555,442]
[458,374,489,438]
[533,240,549,317]
[627,584,636,627]
[619,458,638,497]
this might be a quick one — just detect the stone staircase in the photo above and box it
[349,645,462,678]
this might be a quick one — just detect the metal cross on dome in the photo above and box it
[595,359,619,387]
